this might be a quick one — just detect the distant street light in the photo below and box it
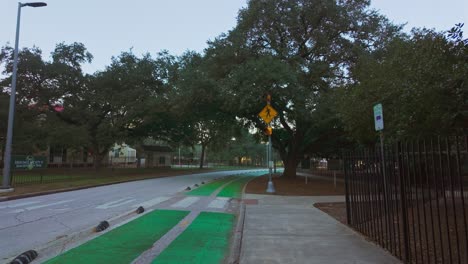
[1,2,47,190]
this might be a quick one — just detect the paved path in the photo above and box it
[0,169,264,261]
[240,194,401,264]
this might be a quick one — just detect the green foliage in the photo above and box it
[203,0,398,176]
[337,28,468,143]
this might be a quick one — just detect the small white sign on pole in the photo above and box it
[373,103,384,131]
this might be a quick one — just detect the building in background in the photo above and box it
[108,144,137,167]
[141,145,173,168]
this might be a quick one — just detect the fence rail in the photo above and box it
[344,135,468,264]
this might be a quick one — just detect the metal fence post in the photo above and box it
[397,142,411,263]
[344,150,352,225]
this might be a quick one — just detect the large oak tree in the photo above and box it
[204,0,399,177]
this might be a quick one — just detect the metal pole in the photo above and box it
[266,135,275,193]
[380,132,391,250]
[2,3,22,189]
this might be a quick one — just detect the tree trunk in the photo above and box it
[238,156,242,166]
[199,144,206,169]
[93,153,105,170]
[277,136,302,178]
[283,155,299,178]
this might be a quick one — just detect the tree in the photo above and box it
[0,43,171,168]
[337,27,468,143]
[210,128,266,166]
[0,46,63,156]
[168,51,237,169]
[204,0,399,177]
[53,49,165,168]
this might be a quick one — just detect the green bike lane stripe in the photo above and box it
[217,171,265,198]
[44,210,189,264]
[217,176,255,198]
[186,176,240,196]
[151,212,236,264]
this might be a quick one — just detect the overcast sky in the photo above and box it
[0,0,467,74]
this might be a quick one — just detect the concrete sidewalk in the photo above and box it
[239,194,401,264]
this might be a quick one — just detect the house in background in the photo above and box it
[141,145,173,168]
[108,144,137,167]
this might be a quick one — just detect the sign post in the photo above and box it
[258,94,278,194]
[374,103,390,235]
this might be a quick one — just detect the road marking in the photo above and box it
[208,198,230,209]
[171,197,200,208]
[0,200,41,209]
[96,198,136,209]
[9,200,73,213]
[95,198,129,209]
[137,197,170,208]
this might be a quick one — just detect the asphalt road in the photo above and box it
[0,169,261,261]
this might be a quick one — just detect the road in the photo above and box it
[0,169,262,262]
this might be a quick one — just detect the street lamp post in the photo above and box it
[1,2,47,190]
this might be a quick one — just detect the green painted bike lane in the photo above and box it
[44,210,189,264]
[187,171,265,198]
[186,175,240,196]
[151,212,235,264]
[217,171,265,198]
[217,176,254,198]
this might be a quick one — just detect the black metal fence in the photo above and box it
[344,136,468,264]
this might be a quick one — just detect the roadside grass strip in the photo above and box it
[44,210,189,264]
[186,176,239,196]
[151,212,236,264]
[217,176,256,198]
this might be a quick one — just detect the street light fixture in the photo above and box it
[22,2,47,7]
[1,2,47,190]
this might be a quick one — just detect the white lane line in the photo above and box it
[0,200,41,209]
[171,197,200,208]
[96,198,137,209]
[9,200,73,213]
[137,197,170,208]
[95,198,130,209]
[207,198,230,209]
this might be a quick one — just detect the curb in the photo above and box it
[228,176,257,264]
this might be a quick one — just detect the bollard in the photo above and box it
[10,250,38,264]
[136,206,145,214]
[95,221,110,232]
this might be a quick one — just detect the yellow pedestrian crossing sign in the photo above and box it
[258,104,278,124]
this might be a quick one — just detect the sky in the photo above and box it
[0,0,467,74]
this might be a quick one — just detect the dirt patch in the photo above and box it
[314,202,347,224]
[245,175,345,196]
